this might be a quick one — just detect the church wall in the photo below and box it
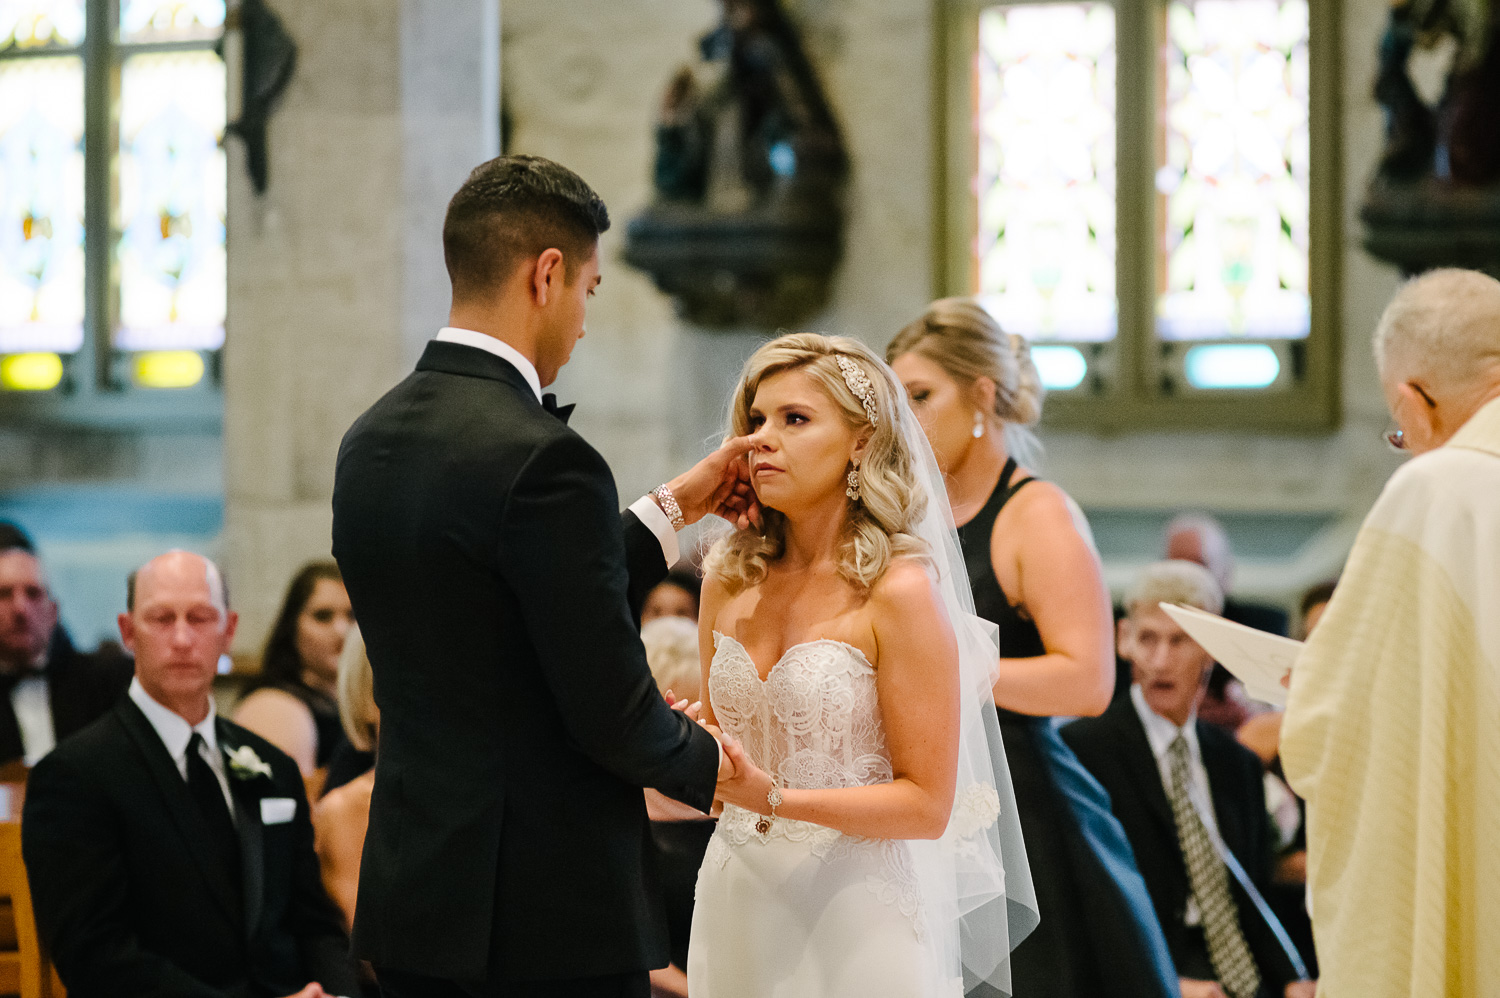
[504,0,1404,608]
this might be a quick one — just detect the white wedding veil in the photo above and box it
[884,373,1040,994]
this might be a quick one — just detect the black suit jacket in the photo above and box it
[0,628,133,766]
[1062,699,1303,995]
[331,340,720,983]
[21,699,358,998]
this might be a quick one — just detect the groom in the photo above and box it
[332,155,753,998]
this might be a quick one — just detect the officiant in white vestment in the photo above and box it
[1281,268,1500,998]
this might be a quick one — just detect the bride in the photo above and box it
[687,333,1038,997]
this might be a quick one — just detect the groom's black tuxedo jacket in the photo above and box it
[332,340,720,983]
[21,700,358,998]
[1062,700,1304,995]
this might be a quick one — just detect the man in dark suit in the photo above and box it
[0,522,133,768]
[332,155,754,998]
[22,550,358,998]
[1064,561,1314,998]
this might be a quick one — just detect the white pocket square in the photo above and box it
[260,797,296,825]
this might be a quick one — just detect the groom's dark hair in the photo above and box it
[443,155,610,301]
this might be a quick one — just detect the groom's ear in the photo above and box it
[531,248,565,306]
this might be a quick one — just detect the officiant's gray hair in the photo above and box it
[706,333,930,593]
[1374,268,1500,392]
[1124,560,1224,618]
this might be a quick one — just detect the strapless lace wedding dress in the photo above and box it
[687,632,960,997]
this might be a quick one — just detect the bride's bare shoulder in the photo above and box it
[698,567,740,631]
[867,557,941,617]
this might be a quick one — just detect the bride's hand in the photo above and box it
[665,689,703,723]
[713,736,774,813]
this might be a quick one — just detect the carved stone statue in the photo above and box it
[1364,0,1500,276]
[624,0,848,328]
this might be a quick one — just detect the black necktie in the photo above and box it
[186,732,242,885]
[542,393,575,425]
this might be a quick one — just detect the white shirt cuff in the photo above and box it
[628,495,681,569]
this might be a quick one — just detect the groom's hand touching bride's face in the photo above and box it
[662,434,762,531]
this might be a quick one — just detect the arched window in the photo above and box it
[939,0,1340,430]
[0,0,225,417]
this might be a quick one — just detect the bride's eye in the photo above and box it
[748,414,765,430]
[911,389,930,404]
[784,412,808,426]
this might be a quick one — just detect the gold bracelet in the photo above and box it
[755,778,783,836]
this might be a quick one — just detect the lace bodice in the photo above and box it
[708,632,891,792]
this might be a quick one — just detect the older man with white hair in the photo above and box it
[1281,268,1500,997]
[1065,562,1313,998]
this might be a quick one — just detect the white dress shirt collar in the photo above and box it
[435,327,543,403]
[1130,682,1200,763]
[128,677,221,771]
[1130,682,1219,836]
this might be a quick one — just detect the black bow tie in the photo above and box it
[542,393,575,425]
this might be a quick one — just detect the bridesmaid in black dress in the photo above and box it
[889,298,1177,998]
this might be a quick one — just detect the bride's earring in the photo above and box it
[973,412,986,439]
[846,460,862,501]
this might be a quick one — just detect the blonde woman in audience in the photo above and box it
[641,614,711,998]
[235,561,356,781]
[889,299,1177,998]
[313,624,379,933]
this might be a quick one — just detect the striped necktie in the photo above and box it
[1166,734,1261,998]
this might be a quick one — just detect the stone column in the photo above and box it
[222,0,499,653]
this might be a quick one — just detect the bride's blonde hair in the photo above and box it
[704,333,929,594]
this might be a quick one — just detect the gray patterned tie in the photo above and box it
[1166,734,1261,998]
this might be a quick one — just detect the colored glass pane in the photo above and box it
[1156,0,1310,340]
[976,3,1116,342]
[116,50,226,352]
[119,0,223,43]
[0,56,84,353]
[0,0,84,51]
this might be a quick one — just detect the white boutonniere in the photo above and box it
[225,744,273,781]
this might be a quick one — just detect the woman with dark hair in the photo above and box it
[641,567,702,624]
[234,561,355,777]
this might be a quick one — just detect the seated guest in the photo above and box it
[640,614,713,998]
[22,550,358,998]
[235,562,355,778]
[0,522,131,769]
[640,568,701,625]
[1164,515,1287,732]
[313,625,379,932]
[1063,560,1314,998]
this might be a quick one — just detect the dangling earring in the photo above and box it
[846,459,862,501]
[973,412,986,439]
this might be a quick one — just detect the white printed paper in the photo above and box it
[1159,602,1303,707]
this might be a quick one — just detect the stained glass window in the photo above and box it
[1156,0,1310,341]
[0,56,85,354]
[120,0,223,43]
[0,0,84,50]
[116,50,227,353]
[977,3,1116,343]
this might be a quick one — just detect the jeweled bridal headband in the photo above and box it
[835,355,879,426]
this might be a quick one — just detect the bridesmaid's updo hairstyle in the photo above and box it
[885,296,1045,430]
[705,333,929,594]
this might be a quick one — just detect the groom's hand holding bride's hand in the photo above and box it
[663,435,763,532]
[713,735,772,812]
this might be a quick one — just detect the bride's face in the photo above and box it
[745,368,861,517]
